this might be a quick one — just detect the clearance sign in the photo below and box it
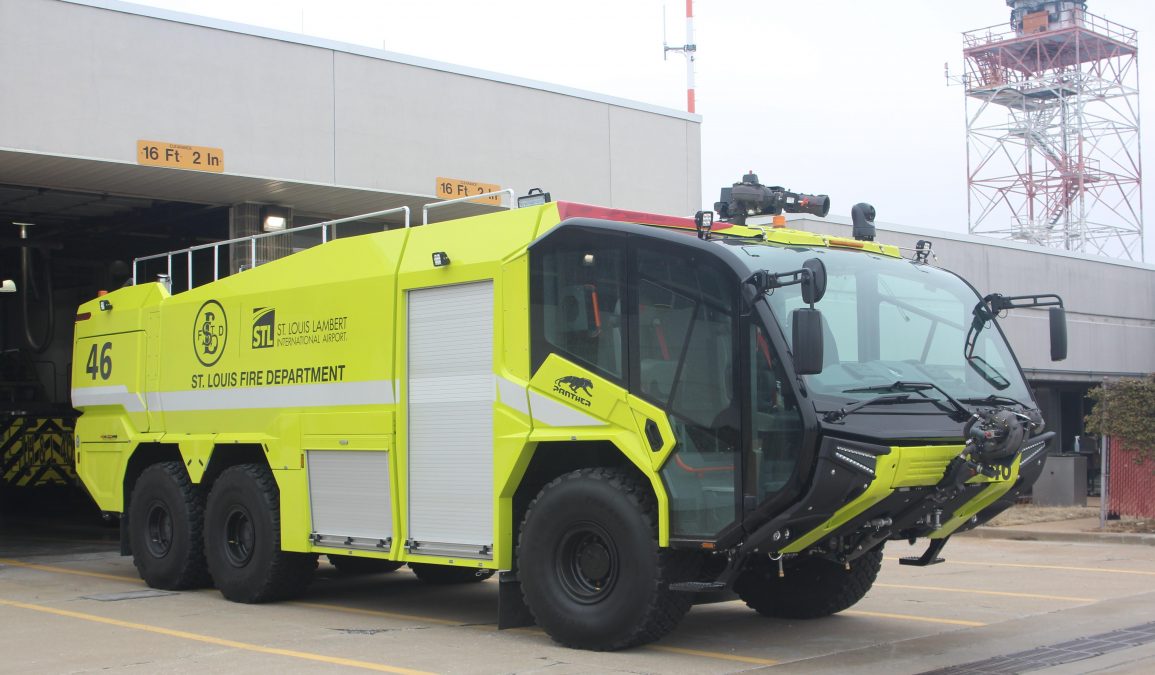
[436,176,502,204]
[137,140,224,173]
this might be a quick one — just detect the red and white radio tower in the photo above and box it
[664,1,697,113]
[963,1,1143,261]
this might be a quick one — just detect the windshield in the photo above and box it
[729,243,1033,406]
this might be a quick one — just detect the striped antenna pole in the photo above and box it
[685,0,696,112]
[663,1,698,114]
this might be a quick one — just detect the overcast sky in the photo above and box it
[128,0,1153,262]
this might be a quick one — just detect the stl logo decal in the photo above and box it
[251,307,275,349]
[193,299,228,367]
[553,376,593,407]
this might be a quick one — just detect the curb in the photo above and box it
[961,526,1155,547]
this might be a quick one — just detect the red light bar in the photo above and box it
[76,312,92,321]
[556,202,723,231]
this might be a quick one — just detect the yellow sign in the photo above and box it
[137,140,224,173]
[436,177,502,204]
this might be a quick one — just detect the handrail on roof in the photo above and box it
[132,205,411,289]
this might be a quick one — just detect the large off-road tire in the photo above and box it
[408,563,494,584]
[127,461,211,590]
[517,467,698,651]
[204,464,317,603]
[327,555,404,575]
[734,546,884,619]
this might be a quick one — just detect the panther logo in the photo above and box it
[554,376,594,398]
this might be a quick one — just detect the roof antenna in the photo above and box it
[663,2,698,113]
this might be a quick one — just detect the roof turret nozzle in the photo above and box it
[714,172,830,226]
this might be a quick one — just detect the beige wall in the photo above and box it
[0,0,701,215]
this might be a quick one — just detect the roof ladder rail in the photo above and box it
[422,189,515,226]
[131,205,411,290]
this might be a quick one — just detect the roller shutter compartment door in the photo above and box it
[406,281,494,558]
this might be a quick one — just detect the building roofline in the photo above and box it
[59,0,702,124]
[780,213,1155,273]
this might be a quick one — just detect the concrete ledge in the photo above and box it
[961,526,1155,547]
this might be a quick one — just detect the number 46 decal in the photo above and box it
[85,342,113,380]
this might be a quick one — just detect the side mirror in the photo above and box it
[1049,306,1067,361]
[801,258,827,305]
[792,308,824,375]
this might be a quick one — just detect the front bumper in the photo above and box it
[743,432,1055,559]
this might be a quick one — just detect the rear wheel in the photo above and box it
[734,546,883,619]
[204,464,317,603]
[517,467,698,651]
[328,555,404,575]
[408,563,494,584]
[127,461,211,590]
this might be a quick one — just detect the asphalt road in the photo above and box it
[2,516,1153,674]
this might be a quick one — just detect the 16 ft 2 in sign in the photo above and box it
[137,140,224,173]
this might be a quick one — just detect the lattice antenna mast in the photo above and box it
[663,1,698,113]
[963,0,1143,261]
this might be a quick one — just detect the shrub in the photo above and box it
[1085,375,1155,465]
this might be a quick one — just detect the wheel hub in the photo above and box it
[223,506,256,567]
[557,523,619,604]
[577,539,611,581]
[145,500,174,558]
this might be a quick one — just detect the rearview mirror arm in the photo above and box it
[966,293,1065,359]
[984,293,1064,312]
[745,268,815,307]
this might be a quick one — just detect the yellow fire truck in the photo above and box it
[71,179,1065,650]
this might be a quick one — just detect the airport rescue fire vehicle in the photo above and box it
[71,176,1066,650]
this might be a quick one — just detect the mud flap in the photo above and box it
[497,572,535,629]
[119,513,132,556]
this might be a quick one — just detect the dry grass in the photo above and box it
[1101,519,1155,534]
[986,505,1098,527]
[984,505,1155,533]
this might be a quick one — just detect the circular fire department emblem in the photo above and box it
[193,299,228,367]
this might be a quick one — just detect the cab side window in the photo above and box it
[635,248,736,435]
[637,245,740,539]
[532,231,626,380]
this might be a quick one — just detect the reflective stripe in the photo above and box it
[71,385,146,412]
[495,376,529,416]
[156,380,395,412]
[528,390,604,427]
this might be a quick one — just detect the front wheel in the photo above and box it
[734,546,883,619]
[517,467,698,651]
[204,464,317,603]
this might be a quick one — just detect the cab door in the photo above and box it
[628,239,742,543]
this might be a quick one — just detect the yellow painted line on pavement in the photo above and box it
[891,558,1155,576]
[0,598,434,674]
[0,558,141,583]
[874,582,1094,603]
[650,646,779,665]
[9,557,785,665]
[843,609,986,627]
